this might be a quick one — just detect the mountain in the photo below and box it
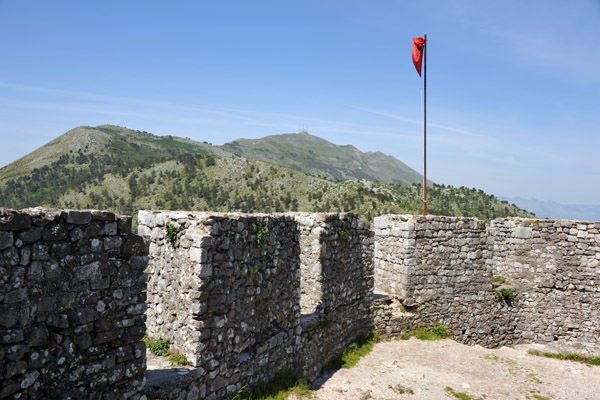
[499,197,600,222]
[0,125,229,182]
[0,125,534,222]
[221,131,424,185]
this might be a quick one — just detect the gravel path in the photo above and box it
[308,338,600,400]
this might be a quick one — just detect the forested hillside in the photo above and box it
[0,125,535,223]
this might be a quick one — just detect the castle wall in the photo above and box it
[293,213,374,379]
[373,215,600,347]
[373,215,519,347]
[140,211,301,399]
[3,206,598,400]
[0,208,147,399]
[489,218,600,343]
[139,211,373,400]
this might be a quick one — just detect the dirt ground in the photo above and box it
[307,338,600,400]
[146,338,600,400]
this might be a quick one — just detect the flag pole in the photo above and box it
[423,34,427,216]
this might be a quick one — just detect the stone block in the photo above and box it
[512,227,532,239]
[190,247,208,263]
[0,210,32,231]
[117,216,132,234]
[373,216,388,230]
[42,222,68,241]
[91,210,116,221]
[18,227,42,243]
[67,211,93,225]
[0,231,13,249]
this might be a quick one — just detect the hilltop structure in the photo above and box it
[1,208,598,399]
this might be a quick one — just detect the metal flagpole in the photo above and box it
[423,34,427,216]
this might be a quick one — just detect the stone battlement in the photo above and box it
[138,211,373,399]
[1,208,599,399]
[0,207,147,399]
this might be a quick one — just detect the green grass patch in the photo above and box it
[532,395,550,400]
[169,353,191,366]
[444,386,485,400]
[230,369,311,400]
[323,331,380,371]
[256,222,267,248]
[413,324,449,341]
[166,225,178,244]
[492,276,507,284]
[498,288,515,301]
[145,337,171,357]
[528,349,600,366]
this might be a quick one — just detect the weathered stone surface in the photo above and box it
[490,217,600,343]
[0,231,13,249]
[0,208,147,399]
[2,207,598,400]
[0,209,32,231]
[373,215,600,348]
[139,211,374,399]
[91,210,116,221]
[66,210,92,225]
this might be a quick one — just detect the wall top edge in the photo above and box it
[1,207,131,229]
[375,214,600,226]
[137,210,364,220]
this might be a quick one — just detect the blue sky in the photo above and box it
[0,0,598,205]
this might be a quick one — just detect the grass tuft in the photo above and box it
[413,324,449,341]
[528,349,600,366]
[144,337,171,357]
[230,369,311,400]
[498,288,515,301]
[165,225,177,244]
[444,386,485,400]
[169,353,191,366]
[323,331,380,371]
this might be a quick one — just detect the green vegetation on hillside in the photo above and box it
[0,125,535,223]
[222,131,424,185]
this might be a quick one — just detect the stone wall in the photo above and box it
[489,218,600,343]
[139,211,373,400]
[0,208,147,399]
[140,211,300,399]
[4,206,598,400]
[293,213,373,378]
[373,215,600,347]
[373,215,518,347]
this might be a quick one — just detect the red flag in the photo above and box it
[412,37,426,77]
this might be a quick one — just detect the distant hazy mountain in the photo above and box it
[0,125,534,222]
[500,197,600,222]
[221,131,424,186]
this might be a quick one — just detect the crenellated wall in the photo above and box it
[489,218,600,343]
[0,207,147,399]
[139,211,373,400]
[373,215,519,347]
[293,212,373,379]
[373,215,600,348]
[2,206,599,400]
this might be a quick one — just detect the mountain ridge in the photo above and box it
[220,131,424,185]
[0,124,535,222]
[499,196,600,222]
